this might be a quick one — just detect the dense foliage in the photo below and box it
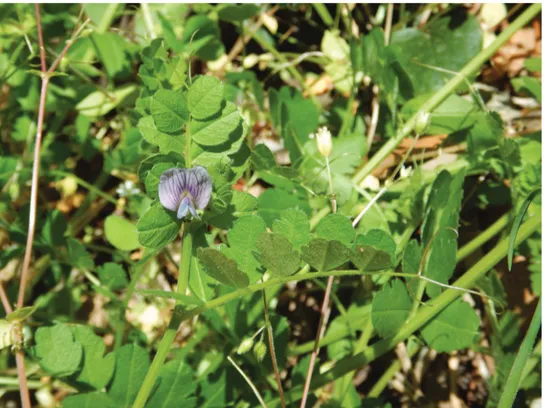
[0,4,541,408]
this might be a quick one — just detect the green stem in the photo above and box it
[351,3,542,185]
[268,212,541,406]
[456,213,509,262]
[132,224,194,408]
[498,298,542,408]
[368,340,420,397]
[313,3,334,27]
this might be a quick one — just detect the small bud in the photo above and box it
[315,126,333,158]
[415,110,431,135]
[361,175,380,191]
[253,341,267,361]
[237,337,254,355]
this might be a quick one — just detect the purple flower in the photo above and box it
[158,166,212,219]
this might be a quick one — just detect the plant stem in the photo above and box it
[262,289,286,408]
[132,224,193,408]
[268,212,541,406]
[227,356,268,408]
[456,213,509,262]
[352,3,542,185]
[498,298,542,408]
[368,341,420,397]
[313,4,334,27]
[300,153,337,408]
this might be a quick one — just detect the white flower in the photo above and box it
[361,175,380,191]
[116,180,141,197]
[312,126,333,157]
[399,165,413,180]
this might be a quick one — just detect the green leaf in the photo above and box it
[138,153,185,183]
[180,15,225,61]
[71,325,115,390]
[508,188,541,271]
[255,232,301,277]
[188,225,216,302]
[315,214,356,246]
[107,344,150,407]
[138,116,185,154]
[221,215,266,283]
[66,238,95,270]
[62,392,116,408]
[217,4,260,22]
[197,248,249,288]
[104,215,140,251]
[512,76,542,102]
[147,359,197,408]
[35,323,83,377]
[137,203,181,249]
[188,76,224,120]
[402,240,422,275]
[76,85,137,118]
[301,239,350,272]
[524,57,541,73]
[190,101,242,146]
[137,290,204,306]
[6,306,37,323]
[420,299,480,352]
[390,14,482,96]
[350,244,392,272]
[422,170,465,298]
[90,32,129,79]
[251,144,276,170]
[354,230,396,261]
[0,320,13,350]
[206,189,258,230]
[371,280,413,338]
[150,89,190,133]
[258,188,310,226]
[145,163,174,198]
[96,263,128,291]
[41,210,67,246]
[271,208,311,250]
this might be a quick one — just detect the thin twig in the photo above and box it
[262,289,286,408]
[0,282,13,314]
[48,18,91,74]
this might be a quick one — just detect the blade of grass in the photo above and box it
[497,298,541,408]
[507,187,541,270]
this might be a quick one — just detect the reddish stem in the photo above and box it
[299,275,335,408]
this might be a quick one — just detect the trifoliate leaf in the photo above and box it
[150,89,189,133]
[255,232,301,277]
[188,76,224,120]
[301,239,350,271]
[315,214,356,246]
[137,202,181,249]
[197,248,249,288]
[35,323,83,377]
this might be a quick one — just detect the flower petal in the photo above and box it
[187,166,212,210]
[177,196,191,219]
[158,168,188,212]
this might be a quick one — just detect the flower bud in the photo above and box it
[314,127,333,158]
[415,110,431,135]
[253,341,267,361]
[237,337,254,355]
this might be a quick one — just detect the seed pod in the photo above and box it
[253,341,267,361]
[237,337,254,355]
